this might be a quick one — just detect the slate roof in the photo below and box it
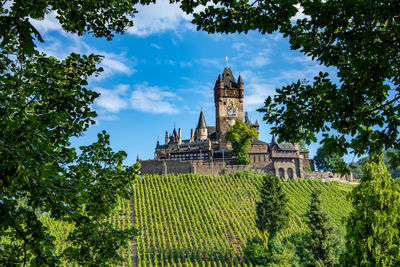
[276,143,298,151]
[222,66,238,89]
[197,111,207,129]
[251,139,268,145]
[270,135,297,151]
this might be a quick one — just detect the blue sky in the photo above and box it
[32,1,350,165]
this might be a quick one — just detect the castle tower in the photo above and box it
[195,110,208,141]
[214,66,244,140]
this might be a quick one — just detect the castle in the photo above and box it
[140,66,315,178]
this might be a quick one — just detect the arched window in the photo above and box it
[287,168,294,179]
[278,168,285,178]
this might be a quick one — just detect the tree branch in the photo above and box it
[365,94,400,114]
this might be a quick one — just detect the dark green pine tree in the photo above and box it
[256,173,290,252]
[344,154,400,266]
[306,190,341,266]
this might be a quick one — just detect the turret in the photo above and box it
[254,119,260,134]
[178,128,182,144]
[245,112,251,125]
[218,74,223,89]
[165,130,168,144]
[195,110,208,141]
[190,129,194,142]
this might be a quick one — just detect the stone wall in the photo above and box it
[140,158,351,182]
[305,171,353,182]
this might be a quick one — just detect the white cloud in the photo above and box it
[232,42,246,51]
[127,0,192,37]
[242,48,272,68]
[30,11,63,34]
[95,84,129,113]
[196,58,221,68]
[240,70,276,111]
[36,34,135,79]
[291,4,311,21]
[130,83,180,114]
[180,61,192,68]
[150,43,162,50]
[282,53,313,64]
[93,83,181,119]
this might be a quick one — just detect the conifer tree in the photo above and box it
[255,173,290,252]
[306,190,341,266]
[344,155,400,266]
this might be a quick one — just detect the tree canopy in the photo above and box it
[225,120,258,165]
[344,155,400,266]
[179,0,400,170]
[0,0,148,265]
[314,147,346,173]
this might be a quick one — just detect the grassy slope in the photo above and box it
[133,172,354,266]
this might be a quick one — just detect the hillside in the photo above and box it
[350,149,400,179]
[132,172,354,266]
[41,172,354,266]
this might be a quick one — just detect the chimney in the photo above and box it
[190,129,194,142]
[165,130,168,144]
[178,128,182,144]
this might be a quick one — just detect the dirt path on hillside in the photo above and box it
[130,196,137,267]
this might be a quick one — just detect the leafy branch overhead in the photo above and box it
[178,0,400,170]
[0,0,145,265]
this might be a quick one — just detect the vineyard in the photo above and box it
[37,172,354,266]
[132,172,354,266]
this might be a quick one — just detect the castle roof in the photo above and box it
[238,74,243,85]
[251,139,268,146]
[222,66,238,89]
[270,135,297,151]
[169,127,178,143]
[197,110,207,129]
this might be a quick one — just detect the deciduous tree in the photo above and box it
[314,147,346,173]
[0,0,148,265]
[225,120,257,165]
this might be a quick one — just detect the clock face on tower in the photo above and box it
[227,100,236,116]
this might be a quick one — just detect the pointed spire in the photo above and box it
[197,110,207,129]
[217,74,222,82]
[255,119,259,126]
[222,66,237,88]
[238,74,243,84]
